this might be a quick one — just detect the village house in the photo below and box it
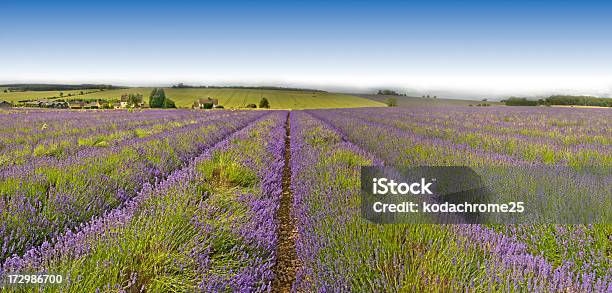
[46,101,69,109]
[0,101,12,108]
[193,97,219,109]
[69,101,85,109]
[24,101,43,107]
[21,100,69,109]
[120,94,129,108]
[98,101,113,109]
[84,101,101,109]
[120,94,144,108]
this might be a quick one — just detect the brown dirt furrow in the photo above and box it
[272,112,300,293]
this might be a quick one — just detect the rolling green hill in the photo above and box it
[2,87,385,109]
[161,88,385,109]
[0,89,94,102]
[357,94,502,107]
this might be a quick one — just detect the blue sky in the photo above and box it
[1,0,612,97]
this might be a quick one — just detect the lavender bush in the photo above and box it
[297,107,611,291]
[0,110,264,262]
[2,111,286,292]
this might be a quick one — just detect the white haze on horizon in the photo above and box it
[1,72,611,101]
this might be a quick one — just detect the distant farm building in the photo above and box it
[24,100,68,109]
[193,97,220,109]
[68,101,99,109]
[120,94,144,108]
[84,102,100,109]
[24,101,42,107]
[69,101,85,109]
[47,101,69,109]
[120,95,129,108]
[0,101,12,108]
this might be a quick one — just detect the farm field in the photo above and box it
[160,88,385,109]
[0,89,95,103]
[296,107,611,291]
[1,87,386,109]
[0,106,610,292]
[356,93,503,107]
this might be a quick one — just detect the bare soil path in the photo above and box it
[272,112,300,292]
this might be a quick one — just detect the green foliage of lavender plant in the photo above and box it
[1,113,287,292]
[0,111,264,262]
[302,107,611,291]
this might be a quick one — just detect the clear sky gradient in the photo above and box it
[1,0,611,98]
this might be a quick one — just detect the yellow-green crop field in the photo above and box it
[1,87,386,109]
[0,89,90,102]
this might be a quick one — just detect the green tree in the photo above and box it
[149,88,166,108]
[163,98,176,109]
[149,88,158,106]
[128,94,143,107]
[503,97,538,106]
[384,97,397,107]
[544,95,611,107]
[378,89,399,95]
[259,97,269,108]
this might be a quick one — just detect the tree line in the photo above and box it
[377,89,401,96]
[1,84,126,92]
[171,83,326,92]
[503,96,611,107]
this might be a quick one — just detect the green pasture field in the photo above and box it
[15,87,386,109]
[0,89,92,102]
[164,88,385,109]
[4,87,508,109]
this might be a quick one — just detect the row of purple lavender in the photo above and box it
[0,110,265,263]
[2,111,287,292]
[294,107,610,291]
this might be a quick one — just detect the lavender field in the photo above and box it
[0,106,610,292]
[298,107,611,292]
